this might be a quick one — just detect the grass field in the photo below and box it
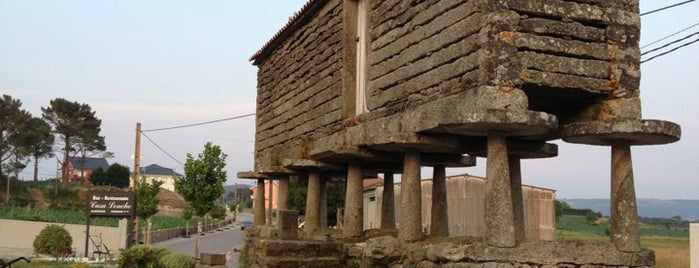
[557,215,690,268]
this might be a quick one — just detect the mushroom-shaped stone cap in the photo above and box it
[420,109,558,137]
[562,119,681,146]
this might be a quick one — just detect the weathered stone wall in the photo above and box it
[366,0,642,122]
[254,0,345,172]
[367,0,483,117]
[344,236,654,268]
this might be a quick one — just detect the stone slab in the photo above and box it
[200,253,226,265]
[411,109,558,137]
[236,171,270,180]
[465,140,558,159]
[562,119,681,146]
[282,159,343,171]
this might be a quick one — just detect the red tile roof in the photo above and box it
[250,0,328,65]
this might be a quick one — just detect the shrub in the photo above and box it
[33,224,73,257]
[119,245,170,268]
[160,253,195,268]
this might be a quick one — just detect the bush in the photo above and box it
[160,253,195,268]
[33,224,73,257]
[119,245,170,268]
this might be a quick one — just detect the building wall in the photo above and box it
[141,175,176,192]
[364,174,555,240]
[251,181,279,210]
[253,0,346,172]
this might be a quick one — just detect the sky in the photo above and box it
[1,1,697,200]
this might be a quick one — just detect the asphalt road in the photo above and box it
[154,212,252,267]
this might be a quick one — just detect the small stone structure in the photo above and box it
[238,0,681,267]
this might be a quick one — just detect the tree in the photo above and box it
[175,142,227,258]
[288,176,345,226]
[91,163,130,187]
[0,95,32,204]
[210,205,226,221]
[106,163,131,188]
[18,117,54,182]
[42,98,106,188]
[137,179,163,245]
[555,200,571,222]
[90,167,108,186]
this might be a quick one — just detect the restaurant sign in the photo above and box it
[86,191,136,218]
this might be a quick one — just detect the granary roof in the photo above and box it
[250,0,327,65]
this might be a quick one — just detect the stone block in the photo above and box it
[199,253,226,265]
[277,210,299,240]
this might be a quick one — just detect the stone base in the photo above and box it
[241,233,654,268]
[346,237,653,268]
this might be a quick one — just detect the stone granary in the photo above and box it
[238,0,681,267]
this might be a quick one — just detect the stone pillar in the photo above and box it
[430,165,448,236]
[691,223,698,268]
[509,156,526,243]
[254,178,266,226]
[344,163,364,237]
[305,172,321,235]
[320,177,328,229]
[267,179,274,225]
[484,132,516,247]
[278,176,290,210]
[381,172,396,229]
[400,150,423,242]
[610,141,641,252]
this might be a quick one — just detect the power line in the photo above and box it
[641,22,699,49]
[641,36,699,63]
[139,131,185,166]
[641,0,698,16]
[142,113,256,132]
[641,30,699,56]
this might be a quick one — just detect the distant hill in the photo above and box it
[562,199,699,221]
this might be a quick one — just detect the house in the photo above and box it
[240,0,680,264]
[250,181,279,211]
[363,174,555,240]
[133,164,181,192]
[68,157,109,184]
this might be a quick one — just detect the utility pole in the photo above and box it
[131,122,142,246]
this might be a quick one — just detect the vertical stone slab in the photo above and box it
[254,178,266,226]
[381,172,396,229]
[692,223,698,268]
[400,150,423,242]
[431,165,449,236]
[306,172,321,234]
[509,157,526,243]
[610,142,641,252]
[485,133,516,247]
[320,178,328,229]
[344,163,364,237]
[278,176,290,211]
[278,210,299,240]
